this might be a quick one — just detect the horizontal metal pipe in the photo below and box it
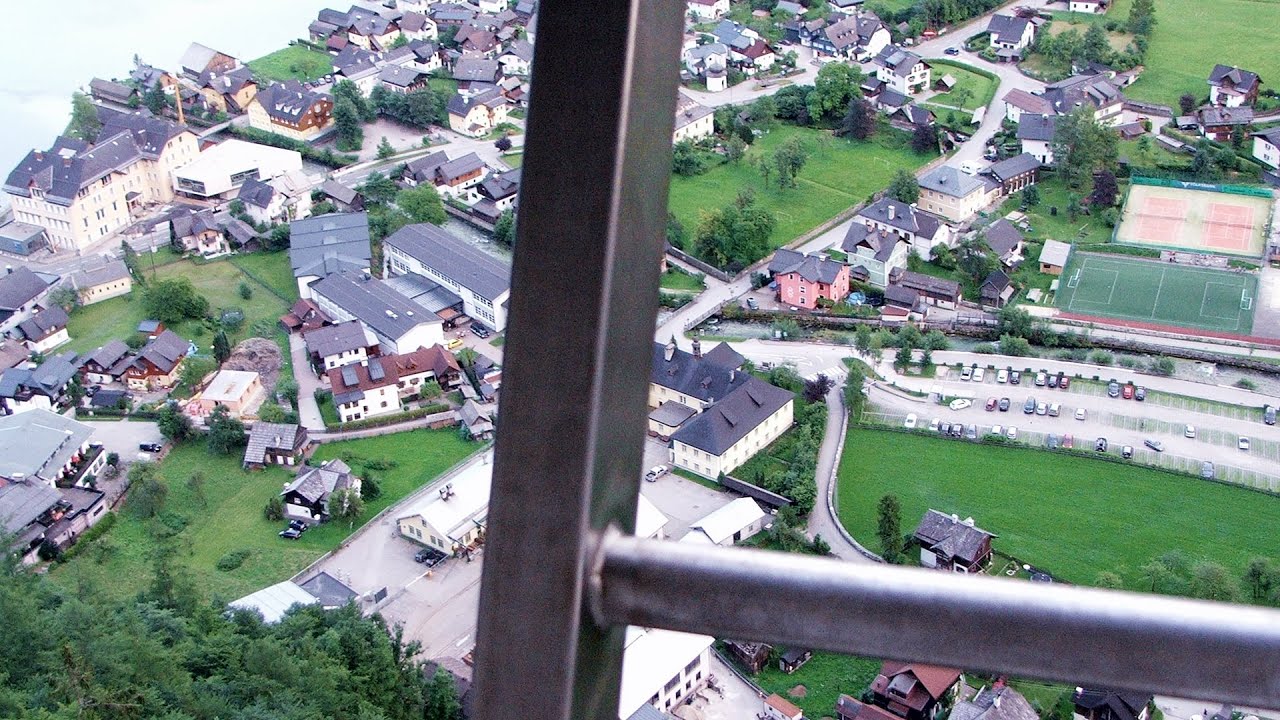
[596,532,1280,709]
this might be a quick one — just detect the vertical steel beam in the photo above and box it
[470,0,685,716]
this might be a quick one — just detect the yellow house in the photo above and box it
[397,453,492,555]
[917,165,1000,224]
[194,369,265,419]
[446,88,510,138]
[673,92,714,143]
[671,378,794,478]
[71,259,133,305]
[3,113,198,252]
[246,81,334,142]
[198,66,259,114]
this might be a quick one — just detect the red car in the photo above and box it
[1122,384,1135,400]
[986,397,997,411]
[1062,434,1074,449]
[1058,375,1070,390]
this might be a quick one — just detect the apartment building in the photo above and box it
[383,223,512,331]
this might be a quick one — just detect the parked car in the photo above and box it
[1135,386,1146,401]
[1121,445,1134,459]
[288,519,309,532]
[85,385,100,397]
[1046,434,1059,450]
[1095,437,1108,452]
[991,424,1003,437]
[998,397,1011,412]
[1239,436,1251,451]
[446,338,464,350]
[1010,371,1021,385]
[1058,375,1070,390]
[966,424,978,440]
[1035,372,1047,386]
[1201,461,1215,479]
[949,398,972,410]
[1107,381,1121,398]
[470,324,491,338]
[1144,439,1164,452]
[1265,405,1277,425]
[985,397,998,411]
[945,46,961,55]
[929,417,941,432]
[1023,396,1036,414]
[1122,384,1135,400]
[940,422,953,435]
[279,527,302,540]
[904,413,918,429]
[951,424,965,438]
[1184,424,1197,438]
[960,366,973,381]
[414,546,446,566]
[1006,426,1018,440]
[139,442,164,453]
[1048,403,1060,417]
[644,464,668,482]
[973,367,986,382]
[996,369,1009,384]
[1062,434,1074,449]
[746,297,759,310]
[1075,407,1087,421]
[1035,401,1047,416]
[1047,373,1059,389]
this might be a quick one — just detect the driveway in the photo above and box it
[82,420,163,462]
[289,334,325,431]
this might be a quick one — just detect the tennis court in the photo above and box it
[1056,253,1257,334]
[1114,182,1272,258]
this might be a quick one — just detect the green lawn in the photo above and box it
[429,76,459,98]
[751,652,881,719]
[836,429,1280,586]
[995,175,1110,246]
[501,152,523,169]
[668,126,931,254]
[230,251,299,302]
[50,430,476,602]
[247,45,333,83]
[927,61,998,111]
[66,256,290,355]
[1119,137,1190,168]
[1125,0,1280,105]
[659,267,706,292]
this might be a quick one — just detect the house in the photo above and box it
[192,369,264,420]
[779,647,812,674]
[280,298,332,335]
[89,78,139,106]
[243,422,308,469]
[983,219,1026,268]
[882,283,924,319]
[1,476,107,565]
[327,356,402,423]
[289,212,373,299]
[0,219,48,256]
[1072,688,1152,720]
[0,266,54,337]
[874,46,930,95]
[304,320,378,372]
[1067,0,1107,12]
[686,0,728,20]
[498,39,534,76]
[1252,127,1280,169]
[650,338,742,413]
[383,223,512,331]
[137,320,164,339]
[951,683,1039,720]
[867,661,963,720]
[473,167,520,222]
[683,496,768,545]
[711,21,776,73]
[981,153,1040,195]
[0,408,105,487]
[889,269,962,310]
[1199,106,1253,142]
[170,208,233,257]
[123,329,188,390]
[725,640,772,674]
[246,81,334,142]
[238,173,313,225]
[79,340,132,384]
[70,259,132,305]
[0,352,79,415]
[891,104,936,131]
[1208,64,1262,107]
[673,92,715,143]
[1002,88,1052,123]
[979,269,1015,308]
[5,112,199,251]
[987,14,1034,51]
[855,197,952,258]
[839,694,905,720]
[917,165,999,224]
[768,248,851,309]
[842,223,911,289]
[452,58,501,85]
[1041,74,1124,125]
[282,458,361,523]
[670,374,794,479]
[343,5,403,50]
[311,271,445,354]
[398,12,439,42]
[765,694,804,720]
[172,138,303,199]
[647,400,698,440]
[808,13,892,61]
[684,43,730,92]
[1017,114,1060,164]
[397,452,491,554]
[405,151,489,202]
[379,64,430,94]
[0,339,29,373]
[1039,239,1071,275]
[227,581,320,623]
[913,509,995,573]
[16,305,70,353]
[320,179,365,212]
[459,399,495,440]
[196,66,258,114]
[447,87,510,137]
[617,626,714,719]
[179,42,238,79]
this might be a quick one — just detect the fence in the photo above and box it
[664,244,732,283]
[1122,100,1174,118]
[1130,175,1276,199]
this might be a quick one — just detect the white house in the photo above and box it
[1253,127,1280,169]
[172,139,302,200]
[670,376,795,479]
[397,452,491,555]
[987,14,1034,51]
[684,497,768,545]
[1068,0,1108,13]
[617,626,714,719]
[303,320,378,372]
[686,0,729,20]
[0,266,55,338]
[873,46,930,95]
[854,197,953,259]
[383,223,512,332]
[673,92,715,143]
[1017,114,1059,164]
[635,494,669,540]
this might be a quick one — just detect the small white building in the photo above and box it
[684,496,768,545]
[227,581,319,623]
[1068,0,1108,13]
[397,452,492,555]
[635,494,670,540]
[686,0,729,20]
[618,626,714,719]
[1253,127,1280,169]
[172,139,303,200]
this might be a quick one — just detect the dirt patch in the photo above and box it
[223,337,283,392]
[788,685,808,699]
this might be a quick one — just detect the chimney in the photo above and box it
[664,337,676,362]
[692,337,702,359]
[5,265,11,275]
[888,204,896,220]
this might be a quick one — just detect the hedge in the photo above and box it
[227,126,360,168]
[59,512,118,561]
[328,403,453,432]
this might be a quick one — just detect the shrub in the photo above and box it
[216,549,252,571]
[1148,357,1176,376]
[1235,378,1257,391]
[106,452,120,466]
[1090,350,1114,366]
[264,496,284,521]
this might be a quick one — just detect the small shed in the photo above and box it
[779,647,813,674]
[227,581,318,623]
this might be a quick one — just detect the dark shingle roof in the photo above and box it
[83,340,130,371]
[983,219,1024,256]
[768,248,845,284]
[1016,113,1058,141]
[244,422,304,465]
[452,58,500,83]
[1072,689,1153,720]
[255,81,331,124]
[857,197,942,239]
[892,270,961,300]
[304,320,371,358]
[134,330,188,373]
[384,224,511,301]
[0,480,62,535]
[913,509,994,564]
[984,152,1040,182]
[72,259,131,290]
[987,14,1031,44]
[650,341,746,402]
[671,376,793,455]
[237,177,276,209]
[1208,64,1260,92]
[17,306,69,342]
[0,267,52,311]
[311,271,443,342]
[283,458,354,504]
[951,686,1040,720]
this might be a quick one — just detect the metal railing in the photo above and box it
[470,0,1280,716]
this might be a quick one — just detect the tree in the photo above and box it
[212,330,231,364]
[803,374,834,403]
[330,487,366,523]
[1080,23,1110,64]
[1090,170,1119,208]
[774,84,813,125]
[333,97,364,152]
[493,210,516,247]
[206,405,246,455]
[128,463,168,519]
[999,333,1033,356]
[47,285,78,312]
[1179,93,1198,115]
[144,278,209,323]
[1095,571,1125,589]
[1231,124,1246,150]
[1128,0,1157,35]
[911,123,939,154]
[495,135,513,152]
[376,136,396,159]
[1189,561,1243,602]
[666,212,687,249]
[894,344,913,370]
[876,494,903,562]
[888,168,919,203]
[1243,557,1277,602]
[724,134,747,164]
[854,324,873,356]
[1020,184,1040,207]
[955,236,996,284]
[144,82,168,116]
[186,470,207,508]
[264,495,284,521]
[839,97,876,140]
[266,223,291,251]
[807,63,862,124]
[68,91,101,141]
[672,140,708,176]
[425,666,463,720]
[922,330,949,352]
[772,136,809,188]
[157,403,193,443]
[1052,107,1119,189]
[693,196,777,270]
[237,281,253,301]
[396,184,447,224]
[332,79,374,122]
[360,171,399,205]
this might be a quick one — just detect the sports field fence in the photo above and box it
[1131,175,1275,199]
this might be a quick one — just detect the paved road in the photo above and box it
[288,334,326,432]
[681,45,822,108]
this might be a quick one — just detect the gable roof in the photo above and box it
[0,267,53,311]
[254,81,331,124]
[0,479,63,536]
[72,259,131,290]
[1200,106,1253,127]
[913,509,995,564]
[1039,239,1071,267]
[952,686,1039,720]
[283,458,355,504]
[874,661,962,704]
[671,376,793,455]
[1072,688,1153,720]
[987,13,1031,43]
[1003,88,1052,115]
[1017,113,1059,141]
[689,497,767,544]
[984,153,1040,182]
[892,270,961,299]
[0,352,78,400]
[312,271,443,343]
[1041,73,1123,114]
[289,212,372,279]
[0,408,95,482]
[1208,64,1260,92]
[651,340,746,402]
[89,78,137,104]
[919,165,986,198]
[857,197,943,238]
[984,219,1024,256]
[304,320,373,359]
[237,177,276,209]
[133,329,188,373]
[453,58,500,83]
[83,339,130,372]
[244,423,305,465]
[17,305,69,342]
[980,270,1012,300]
[384,223,511,301]
[180,42,231,74]
[768,248,845,284]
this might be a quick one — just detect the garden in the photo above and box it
[247,44,334,83]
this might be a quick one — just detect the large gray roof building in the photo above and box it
[289,212,373,296]
[310,271,443,354]
[0,408,97,484]
[383,224,512,331]
[670,376,793,456]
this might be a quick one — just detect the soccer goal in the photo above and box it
[1241,289,1254,311]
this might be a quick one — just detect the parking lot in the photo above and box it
[82,419,163,461]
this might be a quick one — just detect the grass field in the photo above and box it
[1125,0,1280,105]
[65,256,291,355]
[926,60,999,111]
[230,251,299,302]
[50,430,477,602]
[836,429,1280,586]
[752,652,881,719]
[659,267,706,292]
[668,126,930,253]
[995,176,1111,245]
[1056,253,1257,334]
[247,45,333,83]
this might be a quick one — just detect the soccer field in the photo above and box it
[1055,253,1257,335]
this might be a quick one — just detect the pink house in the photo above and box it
[767,248,851,310]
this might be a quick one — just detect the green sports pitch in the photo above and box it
[1055,253,1257,335]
